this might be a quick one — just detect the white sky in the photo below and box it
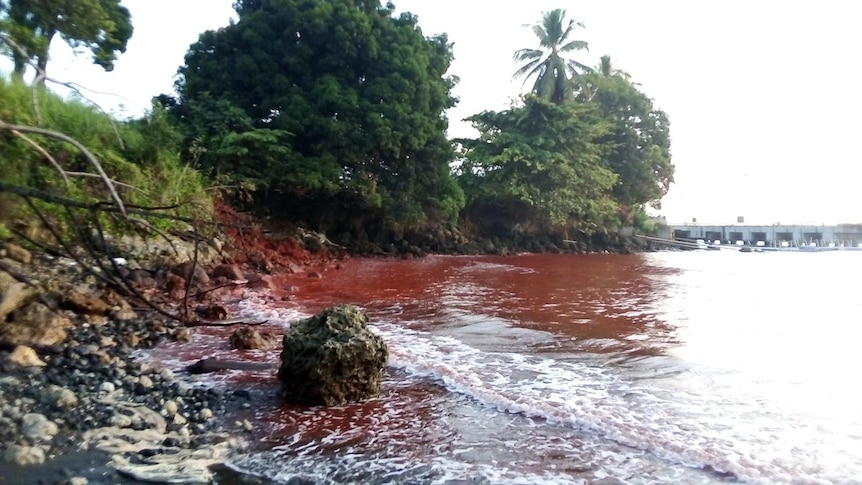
[3,0,861,225]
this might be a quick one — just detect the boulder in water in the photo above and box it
[278,305,388,406]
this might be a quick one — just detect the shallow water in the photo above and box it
[145,251,862,484]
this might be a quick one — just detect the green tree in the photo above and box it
[459,96,618,236]
[513,9,591,104]
[0,0,132,82]
[582,70,673,214]
[173,0,462,224]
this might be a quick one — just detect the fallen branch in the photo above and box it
[187,318,269,327]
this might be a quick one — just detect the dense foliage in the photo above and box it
[1,1,674,252]
[169,0,464,228]
[0,0,132,80]
[459,10,672,242]
[584,69,673,212]
[458,97,618,237]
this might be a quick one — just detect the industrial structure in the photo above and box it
[668,223,862,247]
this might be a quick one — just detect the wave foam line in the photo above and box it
[377,323,840,485]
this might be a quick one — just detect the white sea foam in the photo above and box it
[372,321,861,485]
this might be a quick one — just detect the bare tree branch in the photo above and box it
[64,171,148,194]
[0,121,126,215]
[7,128,71,187]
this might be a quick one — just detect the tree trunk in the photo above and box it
[34,29,57,86]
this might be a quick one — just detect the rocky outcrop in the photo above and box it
[278,305,388,406]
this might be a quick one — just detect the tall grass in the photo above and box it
[0,77,212,239]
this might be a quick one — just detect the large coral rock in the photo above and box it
[278,305,388,406]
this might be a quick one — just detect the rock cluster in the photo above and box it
[278,305,388,406]
[0,242,257,481]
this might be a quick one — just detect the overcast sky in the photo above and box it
[4,0,861,225]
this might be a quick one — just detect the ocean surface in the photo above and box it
[145,251,862,484]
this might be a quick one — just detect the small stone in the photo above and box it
[67,477,88,485]
[162,400,179,417]
[110,414,133,428]
[21,413,59,441]
[99,336,116,347]
[99,382,115,394]
[3,444,45,465]
[241,419,253,431]
[42,385,78,409]
[7,346,46,367]
[197,408,213,421]
[159,368,175,381]
[173,414,187,426]
[174,327,192,343]
[138,375,154,389]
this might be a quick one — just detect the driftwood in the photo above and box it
[186,358,274,374]
[187,317,268,327]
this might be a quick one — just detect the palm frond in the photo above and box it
[513,58,546,83]
[559,39,589,53]
[566,59,594,74]
[513,48,544,62]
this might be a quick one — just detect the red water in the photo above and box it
[145,252,862,484]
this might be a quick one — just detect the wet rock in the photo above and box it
[229,326,278,350]
[3,243,32,265]
[246,273,274,290]
[22,412,59,441]
[67,477,88,485]
[7,345,46,367]
[0,302,71,347]
[62,291,109,315]
[211,264,244,281]
[195,304,228,321]
[278,305,388,406]
[165,273,187,300]
[170,261,211,286]
[186,358,272,374]
[3,444,45,465]
[174,327,192,343]
[307,271,322,279]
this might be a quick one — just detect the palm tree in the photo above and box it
[596,55,632,80]
[513,9,592,104]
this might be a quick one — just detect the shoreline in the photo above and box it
[0,237,652,484]
[0,245,293,484]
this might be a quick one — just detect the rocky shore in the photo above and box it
[0,241,274,484]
